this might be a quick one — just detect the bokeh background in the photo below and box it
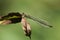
[0,0,60,40]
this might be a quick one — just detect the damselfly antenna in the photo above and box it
[22,13,53,28]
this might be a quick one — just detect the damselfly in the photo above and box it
[0,12,53,40]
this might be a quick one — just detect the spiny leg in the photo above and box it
[21,15,31,39]
[0,20,12,25]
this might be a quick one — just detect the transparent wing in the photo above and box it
[22,13,53,28]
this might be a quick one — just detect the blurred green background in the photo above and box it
[0,0,60,40]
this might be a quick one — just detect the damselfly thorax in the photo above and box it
[0,12,22,24]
